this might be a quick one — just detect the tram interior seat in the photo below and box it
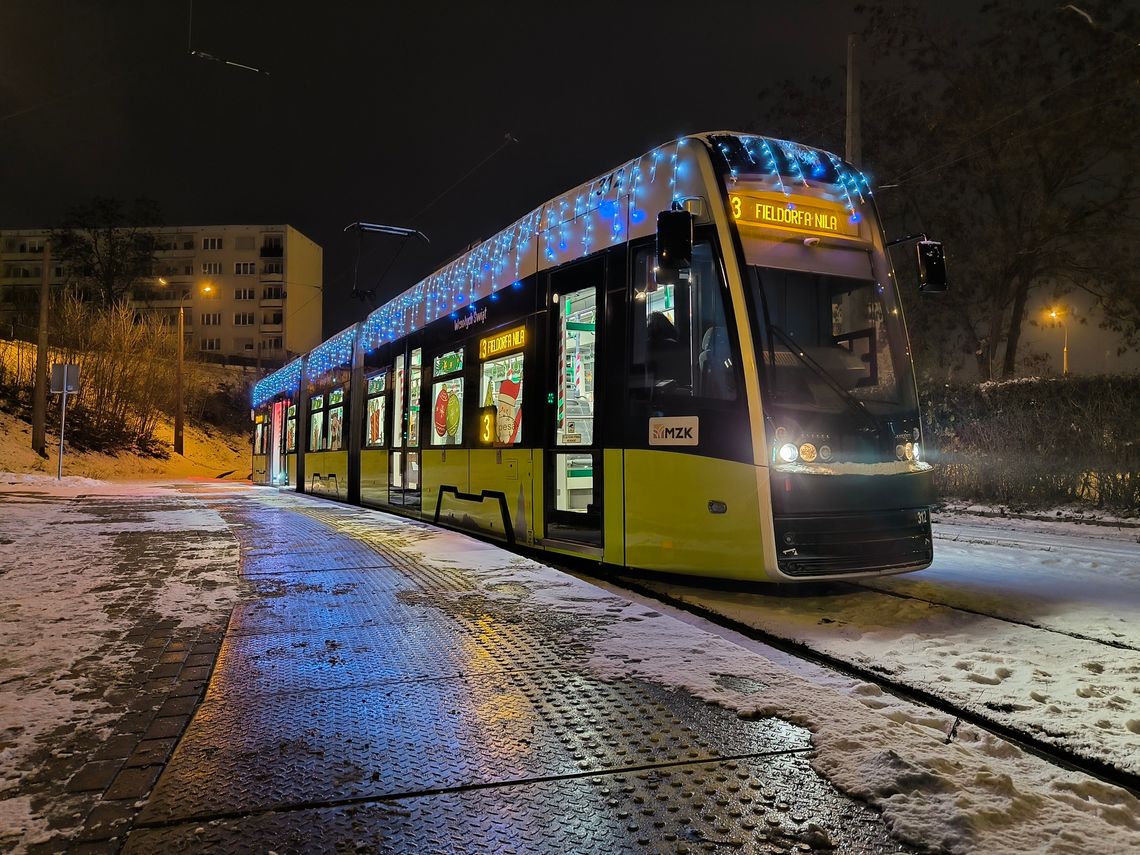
[647,311,690,394]
[699,326,735,399]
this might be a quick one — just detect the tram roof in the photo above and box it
[253,132,870,407]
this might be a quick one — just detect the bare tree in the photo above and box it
[51,197,163,305]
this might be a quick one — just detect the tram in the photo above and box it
[251,132,947,582]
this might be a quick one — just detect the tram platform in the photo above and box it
[117,486,906,854]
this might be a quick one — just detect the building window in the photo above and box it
[234,312,254,326]
[200,338,221,352]
[202,237,222,250]
[264,336,283,350]
[262,286,283,300]
[263,235,283,249]
[235,288,255,300]
[262,311,282,325]
[234,261,256,275]
[202,262,222,275]
[263,261,283,275]
[201,312,221,326]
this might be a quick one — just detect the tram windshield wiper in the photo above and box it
[766,323,883,436]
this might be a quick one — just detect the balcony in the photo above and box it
[260,245,284,258]
[260,321,283,333]
[260,296,284,308]
[260,268,284,281]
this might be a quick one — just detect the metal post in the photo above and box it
[174,302,185,454]
[1062,323,1069,376]
[32,242,50,457]
[845,34,861,166]
[57,388,68,479]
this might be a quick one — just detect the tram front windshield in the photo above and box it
[749,266,917,415]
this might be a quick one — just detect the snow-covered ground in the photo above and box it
[0,410,250,481]
[343,503,1140,854]
[633,509,1140,780]
[0,477,245,851]
[2,479,1138,854]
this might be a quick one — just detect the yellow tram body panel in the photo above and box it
[624,450,767,580]
[304,450,348,499]
[359,448,389,506]
[252,454,268,485]
[460,448,534,543]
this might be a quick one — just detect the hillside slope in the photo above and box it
[0,411,250,480]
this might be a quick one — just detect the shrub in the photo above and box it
[920,375,1140,512]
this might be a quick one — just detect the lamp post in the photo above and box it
[1048,307,1069,376]
[159,277,187,455]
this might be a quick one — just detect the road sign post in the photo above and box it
[50,364,80,480]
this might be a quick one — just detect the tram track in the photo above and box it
[844,579,1140,653]
[565,568,1140,800]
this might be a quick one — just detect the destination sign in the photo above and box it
[728,193,858,238]
[479,325,526,360]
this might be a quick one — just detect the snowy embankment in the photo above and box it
[0,410,250,481]
[633,510,1140,780]
[330,505,1140,855]
[0,478,244,851]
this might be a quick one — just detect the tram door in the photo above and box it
[269,399,286,485]
[545,258,603,547]
[389,347,423,508]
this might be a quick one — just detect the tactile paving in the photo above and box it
[139,670,809,825]
[124,487,905,852]
[126,753,908,854]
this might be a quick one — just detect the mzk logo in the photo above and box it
[648,416,699,446]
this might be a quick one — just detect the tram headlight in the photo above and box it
[798,443,817,462]
[778,442,799,463]
[904,442,914,461]
[913,443,922,462]
[818,444,833,461]
[895,443,906,460]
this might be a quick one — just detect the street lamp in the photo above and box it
[158,277,188,455]
[1047,307,1069,376]
[157,279,216,454]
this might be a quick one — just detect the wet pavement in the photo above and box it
[114,486,908,854]
[0,485,907,852]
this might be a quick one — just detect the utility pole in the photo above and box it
[845,33,861,166]
[31,242,50,457]
[174,300,185,455]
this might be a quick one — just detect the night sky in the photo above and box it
[0,1,877,336]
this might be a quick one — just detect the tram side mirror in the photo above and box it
[916,240,948,293]
[656,207,693,287]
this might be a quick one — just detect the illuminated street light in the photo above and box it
[159,278,212,454]
[1047,306,1069,376]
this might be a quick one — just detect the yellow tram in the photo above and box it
[252,132,947,582]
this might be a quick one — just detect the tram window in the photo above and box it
[309,393,325,451]
[408,349,422,447]
[286,404,297,452]
[430,377,464,445]
[631,242,737,401]
[393,355,406,446]
[327,387,345,451]
[254,419,265,455]
[556,287,596,445]
[479,351,524,445]
[365,373,387,447]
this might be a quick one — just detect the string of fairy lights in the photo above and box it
[253,132,873,410]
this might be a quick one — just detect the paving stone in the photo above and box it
[65,760,123,793]
[144,716,190,741]
[104,765,162,801]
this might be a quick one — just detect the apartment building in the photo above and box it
[0,224,323,366]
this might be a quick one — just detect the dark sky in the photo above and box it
[2,1,868,336]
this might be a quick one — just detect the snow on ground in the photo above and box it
[0,480,243,849]
[0,410,250,482]
[631,509,1140,779]
[283,495,1140,854]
